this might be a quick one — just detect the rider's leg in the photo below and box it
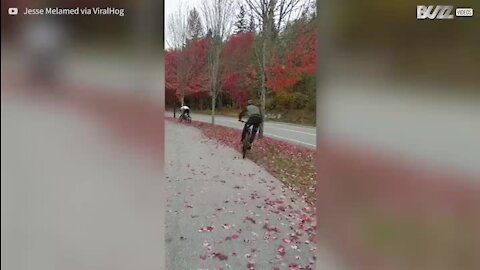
[243,117,255,144]
[250,125,259,144]
[241,124,249,142]
[250,118,262,144]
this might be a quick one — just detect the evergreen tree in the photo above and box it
[186,8,204,42]
[234,5,247,34]
[248,14,256,33]
[205,28,213,40]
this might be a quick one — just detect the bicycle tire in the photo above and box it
[242,129,251,159]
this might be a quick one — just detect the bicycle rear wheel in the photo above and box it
[242,130,251,159]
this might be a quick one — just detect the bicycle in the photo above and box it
[239,120,252,159]
[178,113,191,123]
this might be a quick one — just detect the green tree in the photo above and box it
[248,14,256,32]
[186,8,204,42]
[234,5,248,33]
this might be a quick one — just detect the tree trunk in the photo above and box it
[259,84,266,137]
[209,40,222,126]
[180,91,185,106]
[211,92,216,125]
[259,27,268,138]
[218,92,223,110]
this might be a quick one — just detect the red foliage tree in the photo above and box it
[266,32,316,92]
[165,50,179,106]
[165,38,209,105]
[221,32,256,108]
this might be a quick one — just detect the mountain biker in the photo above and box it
[180,105,191,119]
[238,100,263,149]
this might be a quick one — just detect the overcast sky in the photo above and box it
[165,0,209,49]
[164,0,313,49]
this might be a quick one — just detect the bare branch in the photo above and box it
[245,0,264,19]
[200,0,236,124]
[167,2,189,49]
[243,0,312,33]
[201,0,235,42]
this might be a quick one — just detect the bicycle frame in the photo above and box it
[240,120,253,158]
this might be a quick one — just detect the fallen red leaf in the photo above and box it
[198,226,214,232]
[212,252,228,261]
[225,234,239,241]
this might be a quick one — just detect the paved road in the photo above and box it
[165,121,321,269]
[169,112,317,148]
[1,94,165,270]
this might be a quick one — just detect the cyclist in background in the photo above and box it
[238,100,263,149]
[180,105,190,120]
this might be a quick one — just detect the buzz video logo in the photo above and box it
[417,5,474,19]
[417,5,454,19]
